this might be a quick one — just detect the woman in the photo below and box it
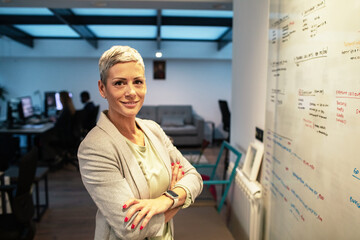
[78,45,203,240]
[41,90,76,166]
[55,91,76,143]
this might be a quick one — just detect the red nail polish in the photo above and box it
[179,166,182,168]
[123,204,127,209]
[124,217,128,222]
[140,226,144,230]
[131,224,135,229]
[171,162,174,166]
[177,161,180,164]
[182,171,185,175]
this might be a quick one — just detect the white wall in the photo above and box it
[228,0,269,239]
[231,0,269,151]
[0,38,232,138]
[144,59,232,138]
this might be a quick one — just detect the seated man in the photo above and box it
[80,91,97,132]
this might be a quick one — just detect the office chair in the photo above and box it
[193,141,242,212]
[0,147,38,240]
[0,136,20,172]
[218,100,231,141]
[60,105,99,170]
[88,105,99,132]
[81,105,99,136]
[59,111,84,170]
[218,100,231,189]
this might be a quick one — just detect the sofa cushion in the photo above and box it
[137,106,157,122]
[161,125,198,136]
[161,116,185,127]
[158,105,193,124]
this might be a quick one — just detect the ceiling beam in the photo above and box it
[49,8,98,49]
[217,27,232,50]
[162,17,232,26]
[0,12,233,45]
[0,15,61,24]
[32,37,221,42]
[0,0,232,11]
[0,25,34,48]
[156,9,162,50]
[0,15,231,27]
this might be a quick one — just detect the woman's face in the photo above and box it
[98,61,146,121]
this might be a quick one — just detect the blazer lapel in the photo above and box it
[97,112,150,199]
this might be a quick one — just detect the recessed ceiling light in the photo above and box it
[155,51,163,58]
[93,1,108,7]
[213,4,227,9]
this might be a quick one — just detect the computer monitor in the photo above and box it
[45,92,56,108]
[19,96,34,119]
[7,98,21,128]
[55,92,72,110]
[44,91,72,117]
[44,92,56,117]
[54,92,63,110]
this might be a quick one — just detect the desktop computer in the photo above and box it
[19,96,35,120]
[6,96,52,129]
[44,92,57,117]
[2,91,74,129]
[44,91,72,117]
[6,98,22,129]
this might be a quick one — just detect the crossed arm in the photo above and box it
[123,161,186,230]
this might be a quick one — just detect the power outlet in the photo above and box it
[255,127,264,142]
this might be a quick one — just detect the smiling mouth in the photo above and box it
[122,101,138,107]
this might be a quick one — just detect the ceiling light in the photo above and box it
[213,4,227,9]
[155,51,163,58]
[92,2,108,7]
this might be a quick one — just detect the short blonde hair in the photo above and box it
[98,45,145,84]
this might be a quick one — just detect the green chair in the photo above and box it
[193,141,242,212]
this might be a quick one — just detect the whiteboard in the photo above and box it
[261,0,360,239]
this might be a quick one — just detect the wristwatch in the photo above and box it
[163,190,179,209]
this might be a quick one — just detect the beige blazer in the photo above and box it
[78,111,203,240]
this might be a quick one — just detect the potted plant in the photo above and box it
[0,86,7,101]
[0,86,8,118]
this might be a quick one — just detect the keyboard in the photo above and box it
[27,118,51,125]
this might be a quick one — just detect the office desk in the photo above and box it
[0,122,54,151]
[0,124,53,220]
[5,166,49,221]
[0,122,54,134]
[0,172,5,214]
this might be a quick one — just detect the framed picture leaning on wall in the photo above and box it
[242,141,264,181]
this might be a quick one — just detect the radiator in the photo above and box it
[228,162,263,240]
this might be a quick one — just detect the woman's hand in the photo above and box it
[170,161,185,189]
[123,195,173,230]
[122,161,186,230]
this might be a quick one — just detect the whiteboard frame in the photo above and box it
[242,142,264,181]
